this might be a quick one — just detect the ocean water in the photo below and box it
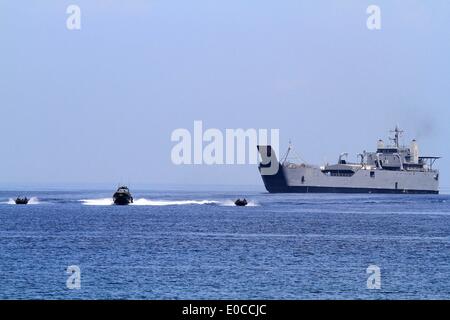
[0,189,449,299]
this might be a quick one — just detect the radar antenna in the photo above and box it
[389,125,404,148]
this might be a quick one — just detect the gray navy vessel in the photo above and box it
[258,126,440,194]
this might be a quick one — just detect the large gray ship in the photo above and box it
[258,127,440,194]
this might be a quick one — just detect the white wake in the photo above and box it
[79,198,259,207]
[79,198,218,206]
[132,199,218,206]
[79,198,114,206]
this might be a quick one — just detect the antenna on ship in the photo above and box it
[281,140,292,164]
[281,140,307,165]
[389,125,404,148]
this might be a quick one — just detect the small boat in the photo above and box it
[15,197,29,205]
[113,186,133,205]
[234,198,248,207]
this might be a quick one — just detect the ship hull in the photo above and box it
[113,198,132,205]
[259,163,439,194]
[261,184,439,194]
[15,199,29,205]
[113,193,133,205]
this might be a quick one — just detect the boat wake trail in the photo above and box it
[79,198,219,206]
[132,199,218,206]
[79,198,114,206]
[79,198,259,206]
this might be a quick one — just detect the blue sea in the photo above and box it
[0,189,449,299]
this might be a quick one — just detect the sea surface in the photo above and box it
[0,189,449,299]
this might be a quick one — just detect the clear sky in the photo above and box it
[1,1,449,190]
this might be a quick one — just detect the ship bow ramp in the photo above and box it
[257,145,288,192]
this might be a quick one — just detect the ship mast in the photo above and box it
[390,125,403,148]
[281,140,292,164]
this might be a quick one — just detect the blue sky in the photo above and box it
[1,1,449,190]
